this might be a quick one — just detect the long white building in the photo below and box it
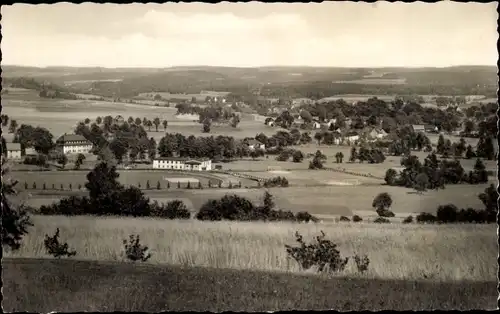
[153,157,212,171]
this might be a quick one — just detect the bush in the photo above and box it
[354,254,370,273]
[339,216,351,222]
[285,231,349,273]
[416,212,437,223]
[352,215,363,222]
[123,234,151,262]
[376,209,395,218]
[263,176,289,188]
[151,200,191,219]
[402,215,413,224]
[44,228,77,259]
[296,211,317,223]
[436,204,458,223]
[374,217,390,223]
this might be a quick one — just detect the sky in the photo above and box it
[1,2,498,68]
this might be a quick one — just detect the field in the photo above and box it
[20,183,490,219]
[4,258,496,312]
[333,78,407,85]
[3,215,497,311]
[1,88,279,140]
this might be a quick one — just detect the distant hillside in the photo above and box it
[2,65,497,99]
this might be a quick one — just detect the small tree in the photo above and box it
[60,183,64,191]
[123,235,151,262]
[372,192,393,217]
[32,182,37,190]
[57,154,68,169]
[349,147,357,162]
[52,183,55,190]
[146,180,151,190]
[187,181,191,189]
[44,228,77,258]
[292,150,304,163]
[156,181,161,190]
[413,172,429,194]
[69,183,72,190]
[465,145,476,159]
[138,182,142,189]
[198,181,202,189]
[43,183,47,190]
[167,181,170,189]
[384,168,397,185]
[177,181,181,189]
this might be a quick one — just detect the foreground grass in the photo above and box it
[4,258,496,311]
[4,215,497,283]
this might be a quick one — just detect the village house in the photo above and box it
[264,117,275,127]
[152,157,212,171]
[324,118,337,129]
[6,142,22,160]
[424,124,439,133]
[367,128,388,141]
[412,124,425,133]
[345,131,360,143]
[246,139,266,150]
[56,133,93,155]
[312,120,322,129]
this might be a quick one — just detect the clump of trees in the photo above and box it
[38,162,190,219]
[349,147,385,164]
[385,153,489,190]
[372,192,395,217]
[263,176,289,188]
[195,191,316,222]
[309,150,327,169]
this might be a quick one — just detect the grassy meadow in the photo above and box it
[4,215,497,283]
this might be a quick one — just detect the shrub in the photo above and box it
[354,254,370,273]
[44,228,77,259]
[228,181,232,189]
[177,181,181,189]
[60,183,64,191]
[156,181,161,190]
[123,234,151,262]
[402,215,413,224]
[42,183,46,190]
[146,180,151,189]
[32,182,37,189]
[436,204,459,223]
[285,231,349,273]
[69,183,72,190]
[52,183,55,189]
[352,215,363,222]
[151,200,191,219]
[296,211,317,223]
[339,216,351,222]
[376,209,395,217]
[187,181,192,189]
[198,181,202,189]
[416,212,437,223]
[374,217,390,223]
[138,182,142,189]
[263,176,289,188]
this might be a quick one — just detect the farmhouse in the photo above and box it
[153,157,212,171]
[246,139,266,150]
[5,142,22,159]
[312,120,322,129]
[56,133,93,155]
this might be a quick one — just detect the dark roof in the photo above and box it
[185,160,202,165]
[57,134,90,143]
[6,142,21,151]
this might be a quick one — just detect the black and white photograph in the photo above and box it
[1,1,498,311]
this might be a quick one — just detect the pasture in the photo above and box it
[20,183,489,219]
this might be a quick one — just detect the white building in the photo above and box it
[6,142,22,159]
[246,139,265,150]
[56,134,93,155]
[153,157,212,171]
